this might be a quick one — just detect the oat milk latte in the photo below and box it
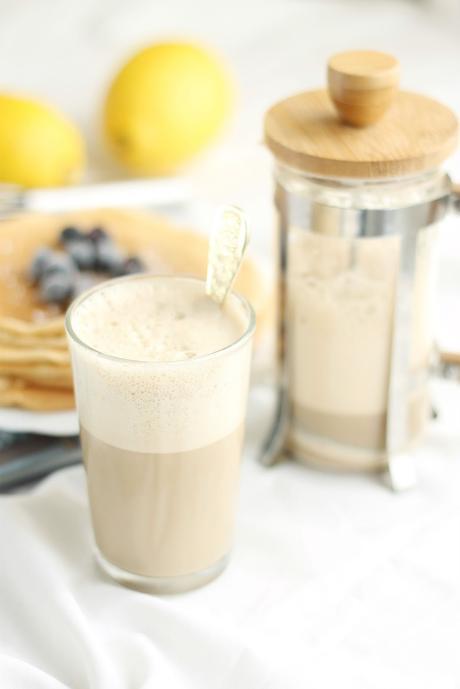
[66,275,254,592]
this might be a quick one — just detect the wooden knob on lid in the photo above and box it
[328,50,400,127]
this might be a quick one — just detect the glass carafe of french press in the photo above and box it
[263,51,459,488]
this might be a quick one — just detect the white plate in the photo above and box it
[0,408,79,437]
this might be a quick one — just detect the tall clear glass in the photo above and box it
[66,274,255,594]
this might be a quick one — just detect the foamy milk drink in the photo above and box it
[66,274,255,593]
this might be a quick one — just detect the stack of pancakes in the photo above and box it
[0,208,271,411]
[0,316,73,409]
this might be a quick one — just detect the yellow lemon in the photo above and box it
[104,42,233,174]
[0,94,85,188]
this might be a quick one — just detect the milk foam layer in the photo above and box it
[68,276,253,453]
[71,277,246,361]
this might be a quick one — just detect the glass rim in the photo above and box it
[65,273,256,367]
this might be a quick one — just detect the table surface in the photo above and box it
[1,380,459,689]
[0,1,460,687]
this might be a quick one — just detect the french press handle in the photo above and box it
[438,183,460,378]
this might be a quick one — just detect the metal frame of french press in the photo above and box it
[261,175,458,491]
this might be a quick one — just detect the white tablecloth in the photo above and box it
[1,381,459,689]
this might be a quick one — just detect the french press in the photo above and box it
[263,50,459,489]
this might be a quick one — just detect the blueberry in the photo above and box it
[40,271,74,304]
[66,238,97,270]
[60,226,83,244]
[42,251,76,276]
[120,256,145,275]
[29,247,54,282]
[88,227,108,244]
[96,238,124,274]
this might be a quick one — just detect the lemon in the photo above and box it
[104,42,233,174]
[0,94,85,188]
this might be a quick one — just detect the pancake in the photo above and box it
[0,208,272,410]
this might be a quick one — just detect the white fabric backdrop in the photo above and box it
[0,380,459,689]
[0,1,460,687]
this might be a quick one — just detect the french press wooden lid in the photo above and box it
[265,50,458,179]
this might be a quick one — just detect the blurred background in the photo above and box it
[0,0,459,347]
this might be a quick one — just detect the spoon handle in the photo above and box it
[206,205,249,304]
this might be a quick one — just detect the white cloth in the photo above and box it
[0,381,459,689]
